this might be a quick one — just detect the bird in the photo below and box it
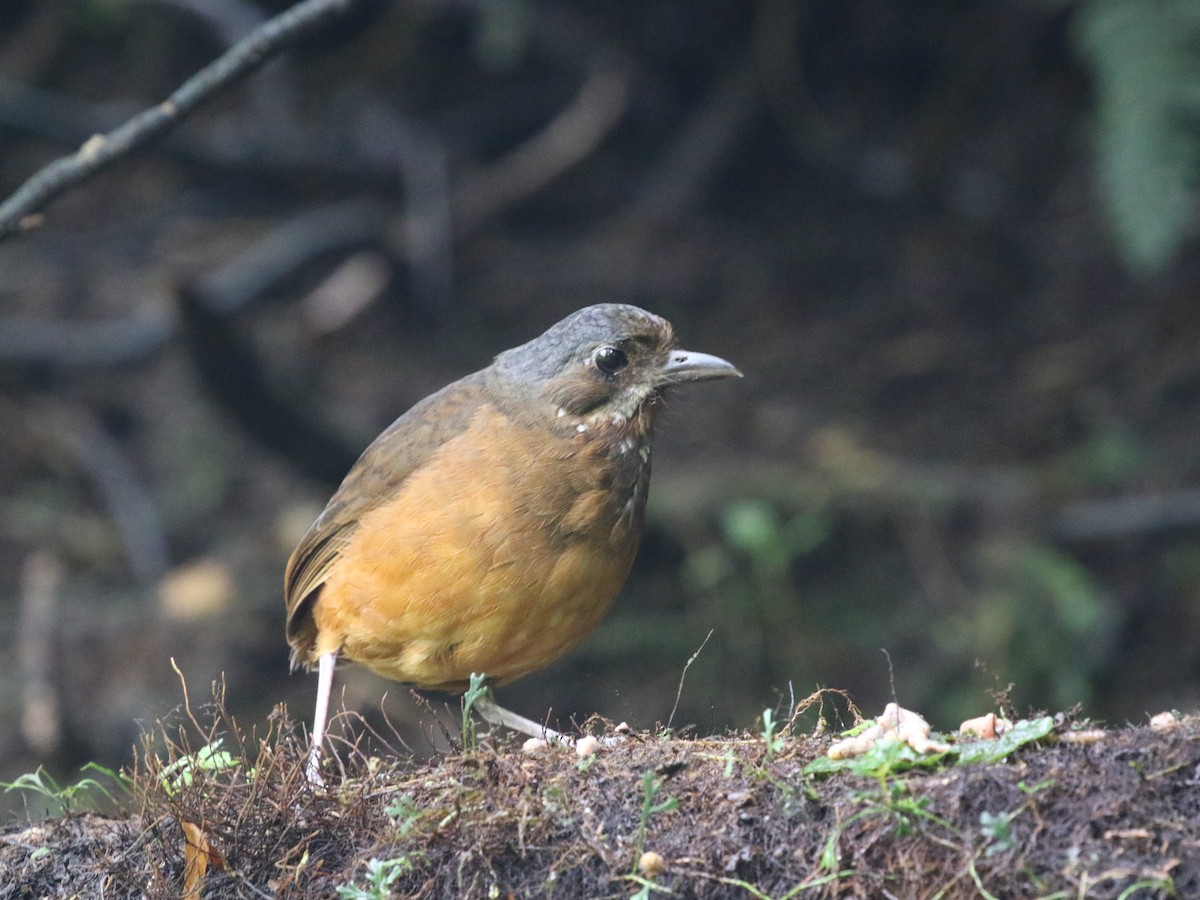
[284,303,740,781]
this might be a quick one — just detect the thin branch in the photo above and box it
[0,0,365,242]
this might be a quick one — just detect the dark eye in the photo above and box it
[593,345,629,375]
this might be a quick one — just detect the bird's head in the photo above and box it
[492,304,741,425]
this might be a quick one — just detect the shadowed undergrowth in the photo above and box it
[0,688,1197,899]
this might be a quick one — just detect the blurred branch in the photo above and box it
[42,404,171,582]
[150,0,302,124]
[452,58,631,236]
[619,55,761,227]
[0,0,367,242]
[0,76,400,184]
[180,202,389,482]
[365,113,456,320]
[19,551,64,757]
[1050,489,1200,540]
[194,199,393,315]
[653,451,1200,544]
[0,312,174,369]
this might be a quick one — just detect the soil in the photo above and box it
[1,705,1196,899]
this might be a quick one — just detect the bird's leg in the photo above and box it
[472,689,571,745]
[305,650,337,785]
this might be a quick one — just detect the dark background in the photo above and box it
[2,0,1200,787]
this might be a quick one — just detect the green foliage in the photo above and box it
[979,809,1019,857]
[940,538,1118,714]
[632,771,679,873]
[818,778,955,874]
[803,737,942,780]
[385,794,425,838]
[956,717,1056,765]
[802,716,1054,778]
[461,672,490,751]
[1074,0,1200,273]
[1050,424,1149,491]
[159,738,242,795]
[627,874,673,899]
[1,763,130,816]
[721,500,832,582]
[336,856,418,900]
[1115,877,1176,900]
[760,707,789,761]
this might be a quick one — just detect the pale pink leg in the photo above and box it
[305,651,336,785]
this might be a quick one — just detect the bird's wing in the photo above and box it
[284,373,492,665]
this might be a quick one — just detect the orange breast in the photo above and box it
[311,405,640,690]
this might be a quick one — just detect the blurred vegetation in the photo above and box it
[1074,0,1200,273]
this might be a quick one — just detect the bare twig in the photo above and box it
[0,0,365,242]
[0,76,399,183]
[667,629,713,732]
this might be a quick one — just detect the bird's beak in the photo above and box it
[657,349,742,384]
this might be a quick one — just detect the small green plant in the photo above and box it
[336,856,417,900]
[540,783,575,828]
[820,775,957,873]
[461,672,490,750]
[575,752,598,773]
[1,763,130,815]
[385,793,425,837]
[1115,876,1176,900]
[627,875,673,899]
[878,781,954,838]
[159,738,242,795]
[760,707,788,761]
[979,809,1019,857]
[1017,777,1056,795]
[722,744,737,778]
[631,771,679,873]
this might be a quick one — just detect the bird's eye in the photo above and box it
[592,345,629,375]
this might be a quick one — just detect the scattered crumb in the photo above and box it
[638,851,666,878]
[1149,711,1182,733]
[575,735,601,758]
[1056,728,1107,744]
[959,712,1012,739]
[828,702,950,759]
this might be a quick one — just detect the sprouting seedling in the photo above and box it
[1,763,130,815]
[159,739,241,795]
[460,673,490,750]
[631,771,679,874]
[761,707,788,761]
[385,794,425,837]
[335,856,417,900]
